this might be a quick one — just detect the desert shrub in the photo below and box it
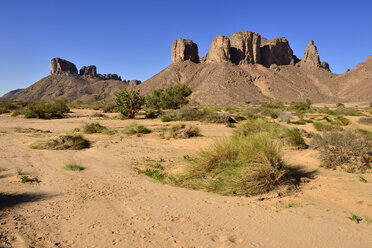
[289,119,313,125]
[178,107,207,121]
[358,117,372,125]
[332,116,351,126]
[370,102,372,108]
[175,132,294,196]
[121,122,151,135]
[161,113,182,122]
[311,130,371,173]
[144,108,161,119]
[14,99,70,119]
[162,124,200,139]
[146,84,192,110]
[114,88,145,119]
[313,122,343,131]
[30,135,89,150]
[226,123,236,128]
[102,103,116,113]
[333,108,362,116]
[83,123,113,134]
[290,99,311,112]
[206,112,235,124]
[336,103,345,108]
[0,101,26,114]
[260,102,284,109]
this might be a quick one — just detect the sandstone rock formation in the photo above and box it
[320,61,330,71]
[80,66,97,78]
[299,40,320,68]
[51,58,78,75]
[99,74,122,81]
[206,35,231,63]
[228,31,261,65]
[171,38,199,63]
[260,37,298,67]
[127,80,142,86]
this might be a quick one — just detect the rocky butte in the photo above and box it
[139,30,371,104]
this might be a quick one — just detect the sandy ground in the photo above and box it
[0,109,371,248]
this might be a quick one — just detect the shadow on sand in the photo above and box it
[0,193,52,210]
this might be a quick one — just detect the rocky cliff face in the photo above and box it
[80,66,97,78]
[51,58,78,75]
[206,35,231,63]
[172,31,330,71]
[171,38,199,63]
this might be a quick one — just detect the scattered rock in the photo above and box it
[50,58,78,75]
[171,38,199,63]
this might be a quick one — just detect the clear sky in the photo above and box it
[0,0,371,97]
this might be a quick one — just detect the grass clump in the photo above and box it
[162,124,200,139]
[16,168,22,175]
[175,132,294,196]
[358,117,372,125]
[30,134,90,150]
[161,113,181,122]
[121,122,151,135]
[348,213,362,224]
[20,175,30,183]
[83,123,113,134]
[63,163,84,171]
[311,130,372,173]
[359,175,368,183]
[285,202,301,208]
[136,168,166,183]
[313,122,343,131]
[13,127,51,133]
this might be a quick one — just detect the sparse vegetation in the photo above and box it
[161,113,181,122]
[313,122,343,131]
[114,88,145,119]
[348,213,362,224]
[206,112,235,124]
[162,124,200,140]
[290,99,312,112]
[121,122,151,135]
[20,175,30,183]
[63,163,84,171]
[12,99,70,119]
[30,134,90,150]
[83,123,113,134]
[311,130,372,173]
[358,117,372,125]
[285,202,301,208]
[13,127,51,133]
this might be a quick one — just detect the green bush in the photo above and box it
[290,99,312,112]
[13,99,70,119]
[114,88,145,119]
[146,84,192,110]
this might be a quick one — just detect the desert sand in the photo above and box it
[0,109,371,248]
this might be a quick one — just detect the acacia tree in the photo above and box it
[114,88,145,119]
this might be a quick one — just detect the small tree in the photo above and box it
[114,88,145,119]
[146,84,192,110]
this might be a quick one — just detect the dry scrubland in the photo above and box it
[0,101,372,247]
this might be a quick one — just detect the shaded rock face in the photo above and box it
[127,80,142,86]
[171,38,199,63]
[99,74,122,81]
[206,35,231,63]
[80,66,97,78]
[51,58,78,75]
[260,37,297,67]
[228,31,261,65]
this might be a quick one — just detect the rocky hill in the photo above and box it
[1,58,141,103]
[139,30,371,104]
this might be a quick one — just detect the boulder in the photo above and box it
[50,58,78,75]
[171,38,199,63]
[260,37,297,67]
[79,66,97,78]
[320,61,331,71]
[206,35,231,63]
[228,31,261,65]
[299,40,320,68]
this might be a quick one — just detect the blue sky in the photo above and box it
[0,0,371,97]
